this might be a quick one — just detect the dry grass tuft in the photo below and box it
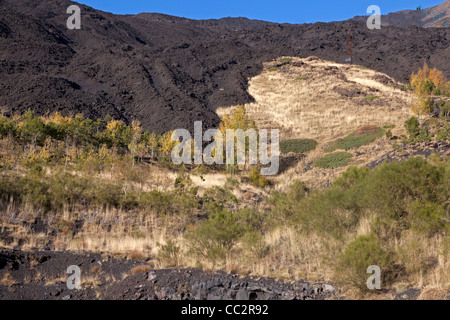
[1,273,15,287]
[130,265,152,275]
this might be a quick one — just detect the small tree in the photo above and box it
[128,120,143,166]
[187,209,245,268]
[19,110,45,148]
[144,132,159,159]
[410,63,448,119]
[405,116,420,138]
[218,105,258,171]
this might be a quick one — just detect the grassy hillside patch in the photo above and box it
[278,58,292,64]
[280,139,317,154]
[313,152,352,168]
[326,126,385,152]
[364,95,379,101]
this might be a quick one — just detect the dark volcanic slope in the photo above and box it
[353,1,450,29]
[0,0,449,133]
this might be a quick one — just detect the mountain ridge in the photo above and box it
[0,0,449,133]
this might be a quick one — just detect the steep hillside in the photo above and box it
[353,0,450,28]
[218,57,416,189]
[0,0,449,134]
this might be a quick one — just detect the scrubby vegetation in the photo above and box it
[280,139,317,154]
[400,115,449,145]
[313,152,353,168]
[325,126,385,152]
[271,157,449,291]
[0,81,449,298]
[364,95,379,101]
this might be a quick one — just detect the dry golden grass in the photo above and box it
[391,231,450,289]
[127,251,148,261]
[130,265,152,275]
[217,57,413,190]
[417,288,449,300]
[82,275,102,288]
[1,273,15,287]
[44,274,67,286]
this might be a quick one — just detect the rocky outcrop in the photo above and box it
[103,269,335,300]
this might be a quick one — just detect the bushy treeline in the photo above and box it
[0,167,200,215]
[0,110,174,166]
[0,107,271,187]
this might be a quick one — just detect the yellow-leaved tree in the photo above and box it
[218,105,258,172]
[410,63,448,119]
[159,130,177,155]
[128,120,143,166]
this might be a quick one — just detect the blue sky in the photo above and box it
[76,0,444,24]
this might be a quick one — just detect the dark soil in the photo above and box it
[0,249,335,300]
[0,0,449,134]
[2,249,447,300]
[366,141,450,169]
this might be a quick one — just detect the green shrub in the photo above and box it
[385,130,393,139]
[280,139,317,154]
[186,209,245,267]
[433,88,442,96]
[364,95,379,101]
[405,116,420,137]
[436,100,450,117]
[294,186,361,238]
[268,67,279,72]
[269,181,308,222]
[411,201,449,236]
[202,186,238,213]
[313,152,352,168]
[249,166,268,188]
[0,115,15,139]
[156,240,181,267]
[363,157,446,223]
[333,166,369,189]
[335,234,392,291]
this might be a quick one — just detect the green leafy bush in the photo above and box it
[335,234,392,291]
[186,209,245,267]
[363,157,446,224]
[405,116,420,137]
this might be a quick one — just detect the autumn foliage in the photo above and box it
[410,63,449,117]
